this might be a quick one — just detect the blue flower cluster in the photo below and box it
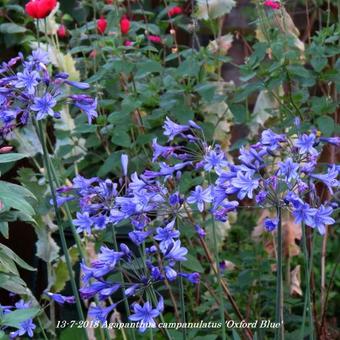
[214,128,339,234]
[0,300,36,338]
[0,49,97,136]
[57,117,338,332]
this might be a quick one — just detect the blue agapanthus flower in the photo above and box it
[6,300,37,339]
[295,133,318,155]
[129,300,162,333]
[0,48,97,135]
[31,93,58,120]
[187,185,213,212]
[263,217,278,232]
[231,172,259,199]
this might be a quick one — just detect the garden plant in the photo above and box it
[0,0,339,339]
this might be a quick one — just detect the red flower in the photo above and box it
[124,40,133,47]
[263,1,281,9]
[25,0,57,19]
[147,35,162,44]
[97,16,107,35]
[168,6,182,17]
[120,15,130,35]
[105,0,113,3]
[57,24,67,38]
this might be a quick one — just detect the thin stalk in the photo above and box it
[148,288,172,340]
[48,163,86,259]
[37,316,49,340]
[211,214,226,340]
[275,206,284,340]
[178,262,187,340]
[300,224,314,340]
[35,120,86,326]
[111,227,136,340]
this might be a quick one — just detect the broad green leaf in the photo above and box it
[0,154,26,164]
[0,244,36,271]
[0,23,27,34]
[135,60,162,78]
[0,252,18,275]
[0,181,35,217]
[182,253,204,273]
[0,273,28,295]
[0,222,8,239]
[111,131,131,148]
[316,116,335,136]
[1,308,40,329]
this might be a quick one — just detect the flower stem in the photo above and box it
[275,206,284,340]
[35,120,86,327]
[111,227,136,340]
[211,215,226,340]
[178,262,187,340]
[300,224,315,340]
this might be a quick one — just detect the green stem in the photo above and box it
[148,288,172,340]
[37,316,49,340]
[35,120,86,327]
[178,262,187,340]
[301,224,315,340]
[275,206,284,340]
[111,227,136,340]
[48,163,86,259]
[211,213,226,340]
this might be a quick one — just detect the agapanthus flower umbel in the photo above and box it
[78,220,198,332]
[0,49,97,135]
[59,117,239,227]
[0,299,37,338]
[215,128,338,235]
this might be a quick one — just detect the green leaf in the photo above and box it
[111,130,131,148]
[287,65,312,78]
[0,253,18,275]
[0,244,35,271]
[0,222,8,239]
[0,273,29,296]
[230,104,247,124]
[182,253,204,273]
[0,181,35,217]
[0,23,27,34]
[135,60,162,78]
[52,259,69,292]
[1,308,39,329]
[97,152,122,177]
[316,116,335,136]
[311,56,328,73]
[0,153,26,164]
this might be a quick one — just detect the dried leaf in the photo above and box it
[250,88,283,137]
[208,34,233,55]
[290,265,303,297]
[252,210,301,259]
[252,209,276,257]
[283,216,301,257]
[195,0,236,20]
